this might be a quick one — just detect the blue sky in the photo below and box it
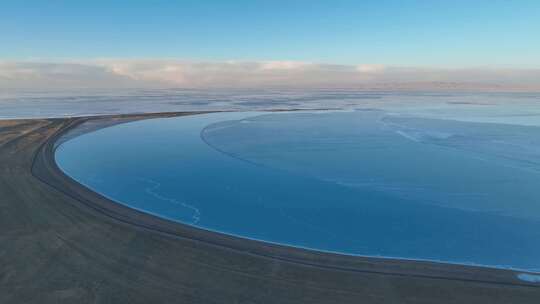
[1,0,539,67]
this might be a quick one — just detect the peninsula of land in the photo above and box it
[1,111,539,304]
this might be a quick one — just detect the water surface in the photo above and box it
[55,110,540,271]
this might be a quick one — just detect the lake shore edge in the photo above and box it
[2,110,539,303]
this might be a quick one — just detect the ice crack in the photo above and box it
[138,178,201,224]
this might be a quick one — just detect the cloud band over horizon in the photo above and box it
[1,60,540,91]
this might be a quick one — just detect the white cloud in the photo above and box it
[1,60,539,90]
[356,64,385,73]
[260,61,311,70]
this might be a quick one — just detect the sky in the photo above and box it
[1,0,539,89]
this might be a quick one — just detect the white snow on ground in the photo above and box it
[518,273,540,283]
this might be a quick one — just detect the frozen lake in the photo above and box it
[55,109,540,271]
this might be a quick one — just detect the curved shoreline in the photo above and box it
[2,111,540,303]
[35,111,539,286]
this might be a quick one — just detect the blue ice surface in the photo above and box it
[55,110,540,272]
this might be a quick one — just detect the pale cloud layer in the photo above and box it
[1,60,539,90]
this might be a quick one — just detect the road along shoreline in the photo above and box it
[2,111,539,303]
